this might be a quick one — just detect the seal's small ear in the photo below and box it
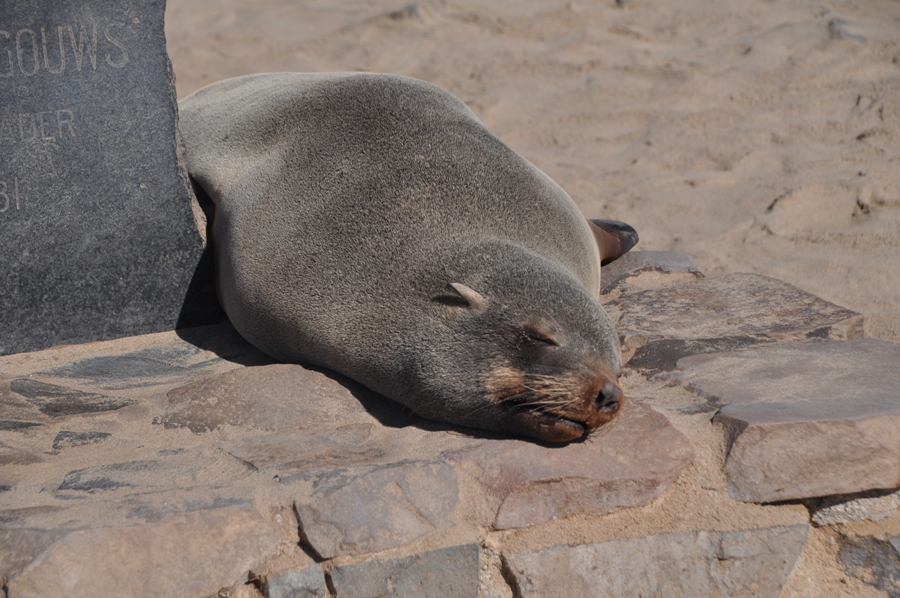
[434,283,488,310]
[588,219,639,266]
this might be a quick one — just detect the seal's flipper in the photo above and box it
[433,282,488,310]
[588,219,639,266]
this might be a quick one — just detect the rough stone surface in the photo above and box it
[293,461,460,559]
[672,339,900,502]
[838,535,900,598]
[606,272,863,374]
[0,0,218,356]
[6,505,279,598]
[504,525,809,598]
[449,399,694,529]
[2,272,855,595]
[330,544,480,598]
[157,363,363,433]
[810,488,900,526]
[265,564,327,598]
[599,250,704,295]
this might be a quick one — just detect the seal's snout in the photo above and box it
[596,380,622,413]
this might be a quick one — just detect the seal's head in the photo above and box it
[394,241,624,444]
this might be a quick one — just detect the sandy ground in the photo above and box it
[165,0,900,342]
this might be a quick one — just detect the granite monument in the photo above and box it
[0,0,217,355]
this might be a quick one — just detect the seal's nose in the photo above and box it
[595,380,622,413]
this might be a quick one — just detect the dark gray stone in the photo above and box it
[57,460,157,493]
[43,347,209,387]
[504,525,809,598]
[265,565,327,598]
[10,378,134,416]
[0,0,219,356]
[839,535,900,597]
[0,420,42,431]
[330,544,480,598]
[52,430,111,451]
[827,17,867,43]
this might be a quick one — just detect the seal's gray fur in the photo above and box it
[179,73,624,442]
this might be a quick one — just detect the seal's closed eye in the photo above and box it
[519,330,558,348]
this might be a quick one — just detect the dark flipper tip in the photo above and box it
[588,219,639,266]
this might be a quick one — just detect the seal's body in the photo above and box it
[179,73,633,443]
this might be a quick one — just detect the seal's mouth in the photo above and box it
[499,385,623,443]
[482,365,624,443]
[539,413,586,437]
[509,410,591,443]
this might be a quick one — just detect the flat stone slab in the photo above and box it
[504,525,809,598]
[0,320,689,587]
[292,460,460,559]
[606,272,863,374]
[448,399,694,530]
[0,0,218,355]
[1,323,695,567]
[158,363,367,434]
[600,250,704,296]
[5,505,278,598]
[672,339,900,502]
[330,544,480,598]
[265,564,327,598]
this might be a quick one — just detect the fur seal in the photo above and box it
[178,73,637,443]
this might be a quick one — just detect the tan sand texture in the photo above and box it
[165,0,900,342]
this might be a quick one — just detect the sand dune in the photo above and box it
[166,0,900,340]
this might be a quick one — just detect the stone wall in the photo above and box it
[1,252,899,597]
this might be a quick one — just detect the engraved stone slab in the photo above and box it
[503,525,809,598]
[672,340,900,502]
[0,0,215,356]
[606,273,863,374]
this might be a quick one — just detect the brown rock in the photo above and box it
[448,400,693,529]
[291,460,459,558]
[673,339,900,502]
[607,272,863,373]
[600,250,704,296]
[0,528,67,580]
[7,505,279,598]
[158,363,369,433]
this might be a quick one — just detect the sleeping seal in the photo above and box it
[178,73,637,443]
